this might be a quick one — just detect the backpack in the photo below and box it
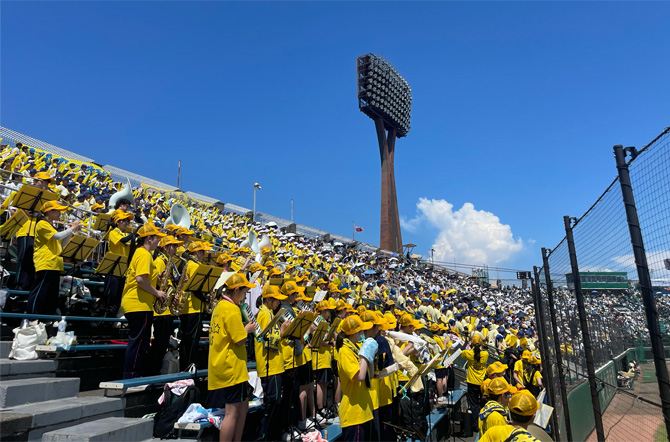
[399,394,428,440]
[153,384,200,439]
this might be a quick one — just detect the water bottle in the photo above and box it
[20,319,29,329]
[58,316,67,332]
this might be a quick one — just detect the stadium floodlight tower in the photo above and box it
[356,53,412,253]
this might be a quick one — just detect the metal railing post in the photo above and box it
[532,266,560,441]
[542,247,573,442]
[614,144,670,436]
[564,215,605,442]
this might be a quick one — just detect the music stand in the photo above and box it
[60,235,100,263]
[12,185,58,213]
[309,320,329,348]
[0,210,28,240]
[324,317,342,342]
[305,286,317,298]
[92,213,112,231]
[184,264,224,294]
[260,307,286,340]
[269,277,294,287]
[281,311,315,340]
[95,253,129,278]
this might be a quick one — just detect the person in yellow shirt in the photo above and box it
[479,391,541,442]
[144,235,183,376]
[278,280,316,434]
[26,201,81,314]
[524,356,544,397]
[254,284,289,441]
[336,314,374,442]
[312,300,335,428]
[178,240,207,371]
[120,223,166,379]
[462,334,489,418]
[478,377,517,435]
[514,351,532,389]
[15,171,53,290]
[103,211,133,314]
[207,273,257,442]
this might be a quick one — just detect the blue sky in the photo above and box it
[2,1,669,277]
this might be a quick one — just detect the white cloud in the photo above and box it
[611,250,670,281]
[402,198,524,265]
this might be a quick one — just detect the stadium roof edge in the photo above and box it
[0,126,95,163]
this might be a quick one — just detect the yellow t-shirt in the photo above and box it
[255,304,284,377]
[208,298,249,390]
[182,259,204,315]
[16,212,38,238]
[338,339,373,428]
[33,220,63,272]
[461,348,489,385]
[108,228,129,257]
[120,247,158,314]
[480,425,537,442]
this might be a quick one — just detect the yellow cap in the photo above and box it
[488,378,518,396]
[159,235,184,247]
[280,280,305,296]
[509,391,540,416]
[216,253,234,264]
[225,273,256,290]
[40,200,68,213]
[112,211,133,223]
[138,223,166,238]
[341,315,373,335]
[262,284,287,300]
[187,241,207,253]
[486,361,508,377]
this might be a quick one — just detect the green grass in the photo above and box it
[654,422,667,442]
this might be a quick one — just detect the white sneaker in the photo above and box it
[298,419,317,432]
[316,411,333,426]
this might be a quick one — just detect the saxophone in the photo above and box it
[153,254,174,314]
[169,256,189,316]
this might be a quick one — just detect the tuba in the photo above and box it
[164,203,192,229]
[107,180,133,213]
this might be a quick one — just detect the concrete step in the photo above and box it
[42,417,153,442]
[0,341,12,358]
[0,377,80,408]
[0,358,57,379]
[0,396,123,441]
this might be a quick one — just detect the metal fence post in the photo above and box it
[614,144,670,436]
[542,247,573,442]
[532,266,561,441]
[564,215,606,442]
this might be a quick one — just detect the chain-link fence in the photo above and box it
[534,127,670,442]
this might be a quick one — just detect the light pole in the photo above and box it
[253,182,261,221]
[431,248,435,270]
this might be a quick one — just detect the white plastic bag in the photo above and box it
[47,331,77,350]
[9,322,47,360]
